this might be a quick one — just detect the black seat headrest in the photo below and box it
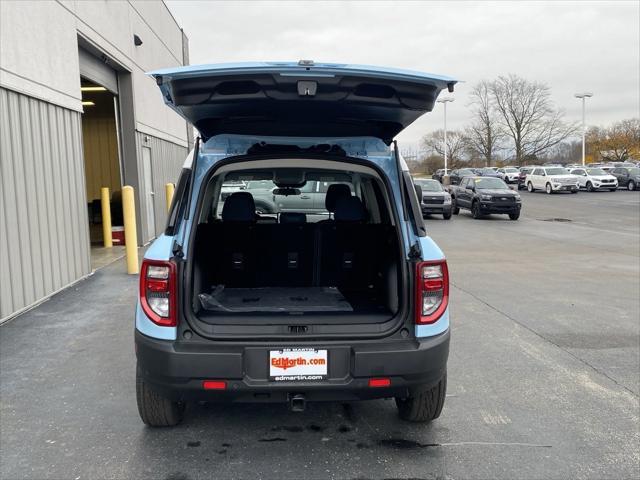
[222,192,256,223]
[334,196,367,222]
[279,212,307,224]
[324,184,351,212]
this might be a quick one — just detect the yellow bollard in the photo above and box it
[122,185,139,274]
[100,187,113,248]
[165,183,175,212]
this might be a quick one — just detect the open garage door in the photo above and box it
[78,47,119,95]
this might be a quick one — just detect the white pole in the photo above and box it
[443,102,448,175]
[581,97,586,166]
[575,92,592,166]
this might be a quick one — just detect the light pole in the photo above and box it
[574,92,593,166]
[437,97,454,176]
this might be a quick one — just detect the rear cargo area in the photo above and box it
[191,219,400,324]
[188,161,403,328]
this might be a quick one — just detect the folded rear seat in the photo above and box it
[316,196,391,291]
[206,192,261,287]
[258,212,314,286]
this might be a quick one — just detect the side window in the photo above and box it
[299,181,315,193]
[318,181,352,194]
[532,168,542,175]
[402,171,426,237]
[165,168,191,235]
[460,178,468,188]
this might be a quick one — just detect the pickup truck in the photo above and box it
[449,176,522,220]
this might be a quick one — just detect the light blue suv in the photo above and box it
[135,61,456,426]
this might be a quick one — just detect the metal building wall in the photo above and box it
[135,131,188,238]
[0,87,91,321]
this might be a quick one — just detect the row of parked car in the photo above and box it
[414,161,639,222]
[432,163,640,193]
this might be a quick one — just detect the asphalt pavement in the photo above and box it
[1,189,639,480]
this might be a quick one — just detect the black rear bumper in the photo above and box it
[135,329,449,402]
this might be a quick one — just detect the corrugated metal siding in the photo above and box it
[135,131,187,239]
[0,87,91,321]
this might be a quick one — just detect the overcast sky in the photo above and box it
[166,1,639,150]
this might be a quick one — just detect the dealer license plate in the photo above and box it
[269,348,328,381]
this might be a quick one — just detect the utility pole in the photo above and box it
[574,92,593,166]
[437,97,454,178]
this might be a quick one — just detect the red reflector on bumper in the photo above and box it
[203,380,227,390]
[369,378,391,388]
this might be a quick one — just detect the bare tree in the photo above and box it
[421,129,468,168]
[490,74,578,164]
[465,80,503,166]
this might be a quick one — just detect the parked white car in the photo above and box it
[570,168,618,192]
[497,167,521,184]
[526,166,580,194]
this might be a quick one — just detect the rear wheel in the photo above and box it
[396,372,447,423]
[471,201,482,219]
[545,183,553,194]
[527,182,534,193]
[628,181,636,191]
[136,366,185,427]
[509,212,520,221]
[452,200,460,215]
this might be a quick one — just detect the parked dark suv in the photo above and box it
[611,167,640,191]
[414,178,453,219]
[135,61,456,427]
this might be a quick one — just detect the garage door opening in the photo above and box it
[80,78,125,269]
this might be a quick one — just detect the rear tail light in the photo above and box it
[140,259,177,327]
[415,260,449,324]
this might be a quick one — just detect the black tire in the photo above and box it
[545,183,553,194]
[586,182,594,192]
[443,211,452,220]
[527,182,534,193]
[452,199,460,215]
[471,201,482,219]
[136,366,185,427]
[571,189,578,193]
[509,212,520,221]
[396,372,447,423]
[609,188,617,192]
[628,181,636,191]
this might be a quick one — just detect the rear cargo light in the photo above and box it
[369,378,391,388]
[140,259,177,327]
[203,380,227,390]
[415,260,449,324]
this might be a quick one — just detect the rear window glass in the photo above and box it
[214,178,356,222]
